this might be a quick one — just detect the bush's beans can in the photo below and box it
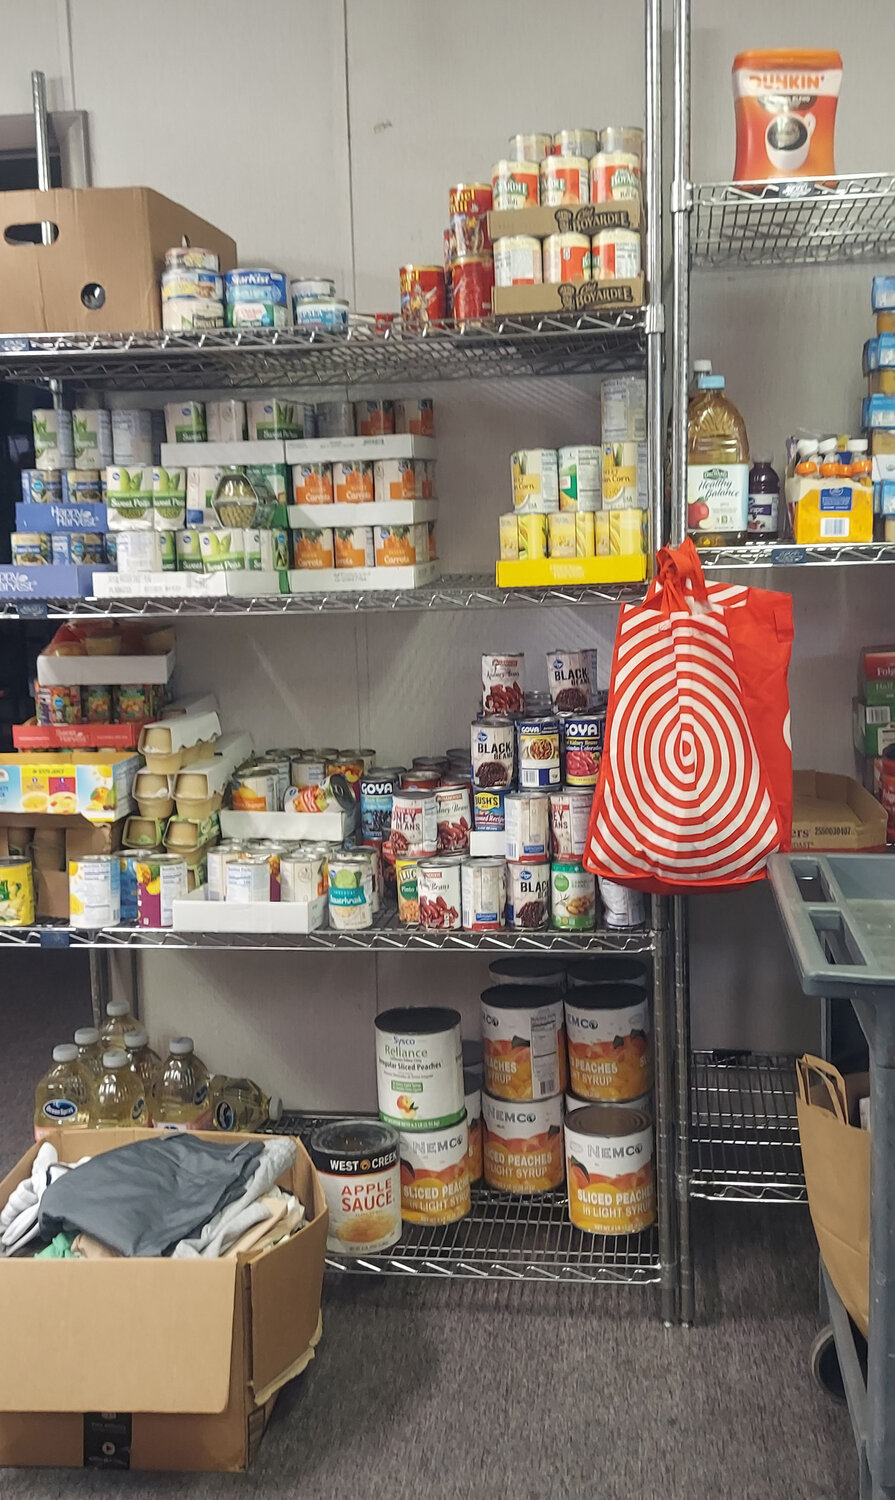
[483,1093,565,1194]
[555,128,599,159]
[309,1118,401,1256]
[590,151,642,202]
[504,791,550,863]
[546,650,592,712]
[400,265,446,329]
[471,716,515,790]
[509,132,553,163]
[543,233,592,284]
[516,716,561,789]
[550,859,597,930]
[482,652,524,715]
[549,787,592,859]
[473,787,506,830]
[560,710,605,786]
[494,235,543,287]
[461,855,506,930]
[361,767,404,842]
[565,1104,655,1234]
[491,160,540,210]
[452,256,494,321]
[416,854,463,930]
[375,1005,464,1130]
[435,782,472,852]
[399,1119,470,1225]
[507,863,550,929]
[540,155,589,206]
[593,228,642,280]
[391,789,438,857]
[599,876,648,928]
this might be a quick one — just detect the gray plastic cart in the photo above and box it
[768,851,895,1500]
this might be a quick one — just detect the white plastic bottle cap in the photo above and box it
[53,1044,79,1064]
[103,1050,129,1069]
[74,1027,100,1046]
[106,1000,131,1018]
[269,1096,283,1122]
[124,1029,149,1050]
[797,439,819,456]
[692,359,712,374]
[852,438,869,453]
[169,1037,194,1055]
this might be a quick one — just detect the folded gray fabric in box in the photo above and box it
[38,1133,266,1257]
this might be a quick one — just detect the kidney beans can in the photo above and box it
[544,233,592,284]
[593,228,642,280]
[565,1104,655,1234]
[483,1093,564,1194]
[516,716,561,789]
[482,652,524,715]
[461,856,506,931]
[471,716,515,790]
[310,1118,401,1256]
[492,160,540,211]
[480,984,566,1100]
[494,235,543,287]
[551,859,596,931]
[504,791,550,863]
[473,787,506,831]
[399,1119,470,1225]
[507,863,550,930]
[549,787,592,859]
[375,1006,464,1130]
[391,789,437,858]
[560,711,605,786]
[452,256,494,321]
[226,855,271,904]
[435,782,471,853]
[136,854,187,928]
[69,855,121,928]
[400,265,446,329]
[417,854,463,930]
[599,877,647,928]
[540,155,589,206]
[564,983,652,1101]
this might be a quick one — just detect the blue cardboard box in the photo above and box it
[15,501,108,534]
[0,564,111,599]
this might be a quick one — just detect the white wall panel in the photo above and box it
[0,0,69,113]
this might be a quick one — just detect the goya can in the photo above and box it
[491,159,539,210]
[473,786,506,830]
[516,715,561,789]
[361,767,404,842]
[400,264,446,329]
[482,651,524,715]
[565,1104,655,1234]
[416,854,462,930]
[461,855,506,931]
[560,711,605,786]
[136,854,187,928]
[391,789,437,857]
[480,983,567,1101]
[309,1118,401,1256]
[471,716,515,790]
[375,1006,464,1130]
[69,856,120,928]
[507,863,550,930]
[564,983,652,1101]
[540,155,588,206]
[551,860,596,931]
[549,787,592,859]
[483,1093,564,1195]
[452,256,493,321]
[544,233,592,284]
[0,857,35,927]
[435,782,471,852]
[399,1119,471,1225]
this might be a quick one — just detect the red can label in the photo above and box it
[452,257,494,321]
[451,212,492,258]
[448,182,493,219]
[400,265,446,329]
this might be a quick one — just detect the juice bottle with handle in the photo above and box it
[34,1044,94,1139]
[124,1028,162,1124]
[155,1037,212,1130]
[95,1049,148,1128]
[211,1076,283,1132]
[686,374,750,547]
[74,1026,104,1080]
[100,999,138,1053]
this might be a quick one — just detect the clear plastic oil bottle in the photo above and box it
[95,1050,148,1128]
[154,1038,212,1130]
[686,374,751,547]
[125,1029,162,1124]
[34,1044,94,1139]
[100,999,138,1054]
[211,1076,283,1132]
[74,1026,105,1080]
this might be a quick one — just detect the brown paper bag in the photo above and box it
[796,1055,870,1335]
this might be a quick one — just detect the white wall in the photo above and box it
[4,0,895,1093]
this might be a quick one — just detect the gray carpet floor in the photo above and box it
[0,968,856,1499]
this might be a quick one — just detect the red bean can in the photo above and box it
[435,781,472,853]
[400,265,447,330]
[402,768,441,791]
[452,256,494,321]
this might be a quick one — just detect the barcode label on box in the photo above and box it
[820,518,849,538]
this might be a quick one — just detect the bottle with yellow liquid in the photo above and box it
[125,1029,162,1125]
[74,1026,104,1080]
[686,374,750,547]
[95,1050,148,1128]
[100,999,138,1054]
[211,1076,282,1132]
[34,1044,94,1139]
[155,1037,212,1130]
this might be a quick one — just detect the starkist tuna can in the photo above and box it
[375,1006,464,1130]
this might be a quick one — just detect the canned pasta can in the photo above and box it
[508,133,553,163]
[494,235,543,287]
[540,155,589,207]
[491,159,540,210]
[555,128,598,159]
[543,233,592,284]
[593,228,642,280]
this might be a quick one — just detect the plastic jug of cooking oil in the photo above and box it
[100,999,138,1053]
[154,1037,212,1130]
[95,1049,148,1128]
[686,374,750,547]
[34,1044,94,1139]
[74,1026,104,1079]
[125,1029,162,1123]
[211,1076,283,1132]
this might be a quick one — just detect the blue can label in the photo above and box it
[474,788,506,830]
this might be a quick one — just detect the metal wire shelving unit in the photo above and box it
[273,1111,660,1283]
[692,175,895,269]
[698,543,895,571]
[690,1052,805,1204]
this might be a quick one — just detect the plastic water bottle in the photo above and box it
[211,1076,283,1132]
[124,1029,162,1125]
[95,1049,148,1128]
[100,999,138,1053]
[154,1038,212,1130]
[74,1026,104,1079]
[34,1044,94,1139]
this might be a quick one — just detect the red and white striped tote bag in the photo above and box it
[584,540,793,894]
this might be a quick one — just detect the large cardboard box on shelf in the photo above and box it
[0,1127,328,1472]
[487,195,641,244]
[0,750,138,821]
[492,274,644,318]
[0,812,124,917]
[791,770,888,852]
[0,188,237,335]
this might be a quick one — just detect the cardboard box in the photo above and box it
[0,813,124,917]
[174,887,327,933]
[791,770,888,851]
[37,648,174,687]
[220,808,356,842]
[12,720,146,751]
[861,646,895,705]
[286,561,439,594]
[495,554,647,586]
[0,188,236,335]
[852,698,895,757]
[15,501,108,534]
[488,195,641,243]
[0,1128,327,1471]
[491,275,644,318]
[0,751,138,822]
[93,570,287,600]
[0,564,111,600]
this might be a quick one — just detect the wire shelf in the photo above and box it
[274,1111,659,1282]
[698,542,895,570]
[692,174,895,269]
[0,312,646,392]
[1,910,653,954]
[690,1051,805,1204]
[0,573,647,621]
